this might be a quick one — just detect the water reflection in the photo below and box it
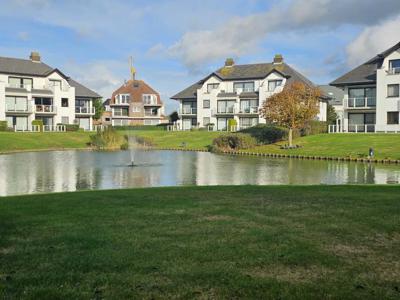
[0,150,399,196]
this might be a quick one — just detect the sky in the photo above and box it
[1,0,400,113]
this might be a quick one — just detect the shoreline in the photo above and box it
[1,146,400,165]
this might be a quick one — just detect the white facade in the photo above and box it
[0,69,96,131]
[176,69,327,131]
[331,47,400,133]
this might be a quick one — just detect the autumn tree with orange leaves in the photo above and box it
[260,82,321,147]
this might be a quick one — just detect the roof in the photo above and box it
[110,79,163,105]
[171,61,314,100]
[331,41,400,86]
[0,55,100,98]
[318,85,345,106]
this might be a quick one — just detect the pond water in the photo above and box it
[0,150,399,196]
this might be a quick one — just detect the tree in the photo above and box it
[93,98,105,120]
[169,111,179,123]
[260,81,321,147]
[327,104,338,125]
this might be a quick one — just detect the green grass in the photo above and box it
[1,186,399,299]
[245,133,400,160]
[126,130,223,150]
[0,132,92,153]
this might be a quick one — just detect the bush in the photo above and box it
[301,121,328,136]
[240,124,288,144]
[0,121,8,131]
[212,133,256,151]
[32,120,44,132]
[90,127,125,150]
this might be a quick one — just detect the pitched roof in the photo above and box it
[0,55,100,98]
[110,79,163,105]
[171,62,314,100]
[331,41,400,86]
[318,85,344,106]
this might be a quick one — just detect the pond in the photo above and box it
[0,150,399,196]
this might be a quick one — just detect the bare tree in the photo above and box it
[260,81,321,147]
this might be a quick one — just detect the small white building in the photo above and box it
[0,52,100,131]
[171,55,327,131]
[331,42,400,133]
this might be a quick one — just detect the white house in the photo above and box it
[171,55,327,131]
[330,41,400,133]
[0,52,100,131]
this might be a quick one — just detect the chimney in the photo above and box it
[224,58,235,67]
[30,51,41,62]
[273,54,283,64]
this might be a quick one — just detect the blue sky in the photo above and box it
[1,0,400,113]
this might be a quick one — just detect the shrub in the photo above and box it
[301,121,328,136]
[212,133,256,151]
[240,124,288,144]
[227,119,237,131]
[32,120,44,132]
[0,121,8,131]
[90,127,124,150]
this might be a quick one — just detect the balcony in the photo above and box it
[179,108,197,115]
[143,100,162,106]
[387,67,400,75]
[35,105,57,114]
[237,107,258,114]
[75,107,95,115]
[346,97,376,109]
[111,101,130,106]
[5,104,33,114]
[214,107,236,115]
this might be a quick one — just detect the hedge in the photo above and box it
[212,133,257,151]
[0,121,8,131]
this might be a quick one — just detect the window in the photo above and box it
[203,117,210,126]
[239,117,258,128]
[203,99,210,108]
[113,107,129,116]
[5,96,29,111]
[389,59,400,74]
[49,79,62,89]
[143,94,157,105]
[388,84,400,97]
[217,100,235,113]
[268,80,283,92]
[234,82,254,93]
[61,116,69,124]
[387,112,399,124]
[105,117,111,121]
[240,99,258,113]
[117,94,130,104]
[207,83,219,93]
[348,87,376,107]
[132,106,141,112]
[61,98,69,107]
[8,77,32,88]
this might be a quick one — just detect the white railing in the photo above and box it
[5,104,33,113]
[388,67,400,75]
[35,105,56,113]
[179,108,197,115]
[238,107,258,114]
[43,125,66,132]
[75,107,95,114]
[13,125,66,132]
[215,107,236,114]
[347,97,376,108]
[113,101,130,105]
[7,83,32,90]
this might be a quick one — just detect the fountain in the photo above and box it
[127,133,138,167]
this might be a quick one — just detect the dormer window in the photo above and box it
[389,59,400,74]
[118,94,130,104]
[268,80,283,92]
[207,83,219,93]
[234,82,254,93]
[143,94,157,105]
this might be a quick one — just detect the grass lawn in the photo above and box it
[0,132,92,153]
[1,186,399,299]
[245,133,400,160]
[125,130,223,150]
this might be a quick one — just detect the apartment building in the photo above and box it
[171,55,327,131]
[109,79,165,126]
[330,41,400,133]
[0,52,100,131]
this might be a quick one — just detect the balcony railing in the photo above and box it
[215,107,236,114]
[347,97,376,108]
[238,107,258,114]
[112,101,130,106]
[388,67,400,75]
[75,107,95,115]
[348,124,375,133]
[112,111,129,117]
[35,105,56,114]
[7,83,32,89]
[179,108,197,115]
[5,104,33,113]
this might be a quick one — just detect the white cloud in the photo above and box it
[346,15,400,66]
[17,31,29,41]
[163,0,400,70]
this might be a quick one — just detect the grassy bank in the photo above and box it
[0,132,92,153]
[244,134,400,160]
[1,186,399,299]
